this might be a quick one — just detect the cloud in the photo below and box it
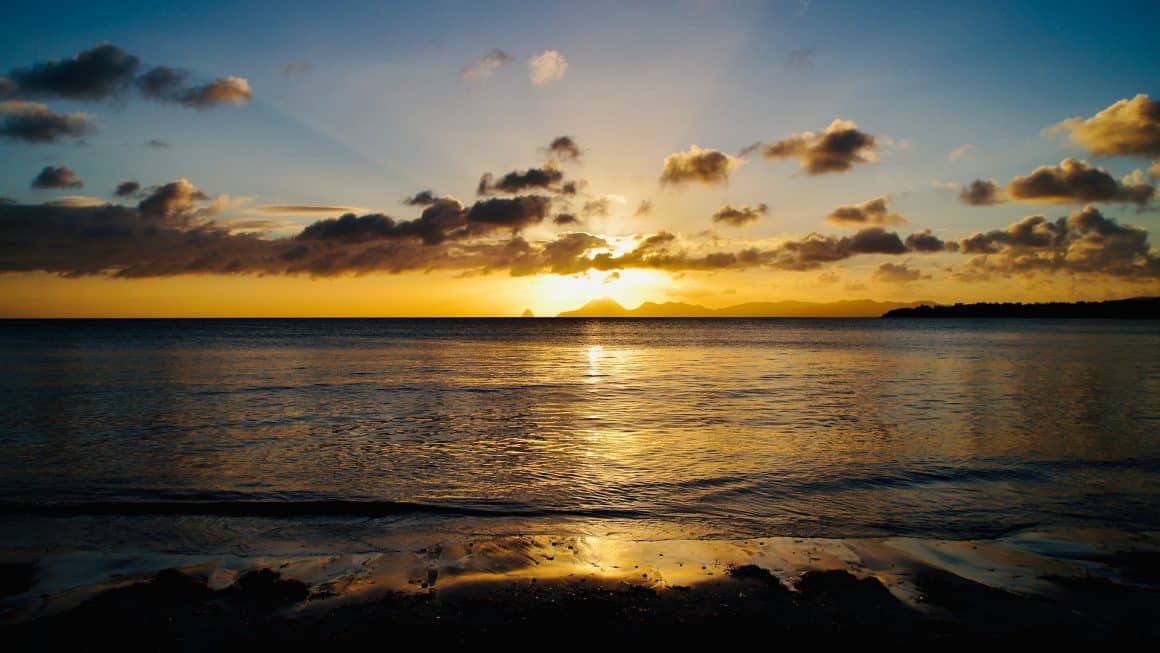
[169,76,253,108]
[31,166,83,189]
[251,205,361,215]
[553,213,580,226]
[959,178,1004,205]
[0,189,914,279]
[582,197,612,218]
[931,180,961,191]
[1050,94,1160,157]
[0,43,139,100]
[872,261,929,283]
[545,136,581,163]
[402,190,440,206]
[137,179,209,222]
[711,203,767,227]
[948,144,973,161]
[634,200,653,217]
[460,49,512,81]
[1,44,249,109]
[746,119,878,175]
[660,145,742,186]
[825,196,906,227]
[145,139,170,148]
[477,165,575,196]
[905,229,955,253]
[44,196,107,208]
[1007,158,1153,205]
[466,195,552,231]
[138,68,252,109]
[953,206,1159,279]
[282,61,313,75]
[114,180,140,197]
[0,101,92,143]
[529,50,567,85]
[1151,160,1160,178]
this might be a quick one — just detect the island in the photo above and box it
[882,297,1160,318]
[558,297,932,318]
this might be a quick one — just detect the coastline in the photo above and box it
[3,526,1157,646]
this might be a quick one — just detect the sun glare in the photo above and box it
[530,268,670,315]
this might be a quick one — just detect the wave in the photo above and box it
[0,499,646,520]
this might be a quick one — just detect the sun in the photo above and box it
[530,268,671,315]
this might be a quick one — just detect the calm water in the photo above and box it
[0,319,1158,547]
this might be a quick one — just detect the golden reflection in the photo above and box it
[585,345,603,374]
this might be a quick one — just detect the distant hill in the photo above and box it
[882,297,1160,319]
[557,297,932,318]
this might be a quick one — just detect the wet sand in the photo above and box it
[2,528,1158,647]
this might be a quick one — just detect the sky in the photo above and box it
[1,0,1158,317]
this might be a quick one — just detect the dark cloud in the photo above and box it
[282,61,313,75]
[477,165,574,196]
[137,67,252,109]
[825,196,906,227]
[554,213,580,226]
[299,195,550,247]
[1,44,139,100]
[466,195,552,230]
[845,227,909,255]
[114,180,140,197]
[135,66,186,100]
[872,260,928,284]
[298,213,401,244]
[31,166,83,189]
[1007,158,1153,205]
[1,44,248,109]
[711,203,767,227]
[953,206,1159,279]
[0,188,915,279]
[0,101,92,143]
[402,190,440,206]
[659,146,741,186]
[144,139,170,148]
[905,229,955,253]
[545,136,581,163]
[136,179,210,222]
[872,261,929,283]
[460,49,512,80]
[959,179,1004,205]
[300,197,461,246]
[748,119,878,175]
[1052,94,1160,158]
[634,200,653,217]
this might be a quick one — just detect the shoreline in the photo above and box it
[3,527,1158,646]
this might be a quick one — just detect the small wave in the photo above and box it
[0,499,646,520]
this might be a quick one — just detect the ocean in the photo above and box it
[1,318,1157,556]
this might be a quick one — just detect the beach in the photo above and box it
[3,524,1158,646]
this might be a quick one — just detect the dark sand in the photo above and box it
[2,530,1158,648]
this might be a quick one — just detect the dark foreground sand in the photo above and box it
[2,530,1158,648]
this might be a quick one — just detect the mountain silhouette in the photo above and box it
[557,297,932,318]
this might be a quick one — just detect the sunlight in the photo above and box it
[529,268,672,316]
